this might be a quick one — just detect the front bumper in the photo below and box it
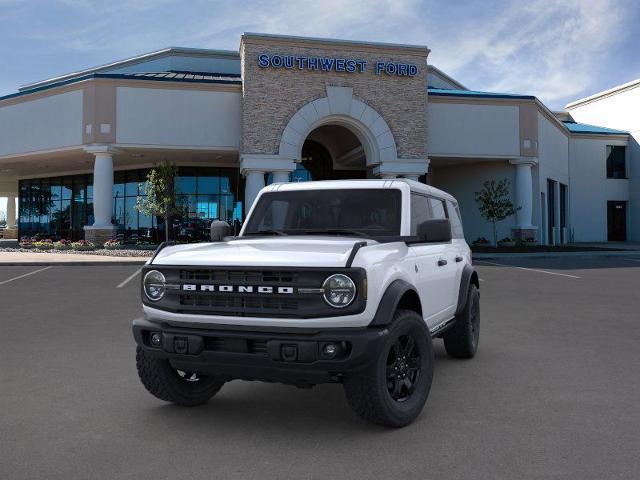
[133,318,389,386]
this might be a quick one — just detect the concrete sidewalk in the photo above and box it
[0,251,149,266]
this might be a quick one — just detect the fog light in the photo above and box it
[150,332,162,348]
[323,343,338,358]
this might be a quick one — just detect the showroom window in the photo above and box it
[173,167,243,241]
[606,145,626,179]
[19,167,243,241]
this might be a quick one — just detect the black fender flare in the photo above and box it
[456,264,479,315]
[369,279,420,327]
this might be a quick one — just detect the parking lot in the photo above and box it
[1,256,639,479]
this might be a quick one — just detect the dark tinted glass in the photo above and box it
[446,200,464,238]
[429,198,447,219]
[410,193,432,235]
[244,189,402,236]
[606,145,626,179]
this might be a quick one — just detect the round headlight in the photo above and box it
[143,270,166,301]
[322,274,356,308]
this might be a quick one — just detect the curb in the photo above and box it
[473,251,640,260]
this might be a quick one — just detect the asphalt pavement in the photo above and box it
[1,257,639,479]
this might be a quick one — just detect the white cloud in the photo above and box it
[427,0,628,107]
[2,0,635,109]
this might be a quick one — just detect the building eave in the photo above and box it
[565,78,640,109]
[1,73,242,105]
[427,65,467,90]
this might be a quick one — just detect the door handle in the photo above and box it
[437,259,447,267]
[455,256,463,263]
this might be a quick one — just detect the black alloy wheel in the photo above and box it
[386,335,421,402]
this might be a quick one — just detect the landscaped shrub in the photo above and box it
[54,239,73,250]
[33,239,54,250]
[104,239,123,250]
[19,236,34,249]
[136,241,159,251]
[71,240,96,251]
[471,237,491,246]
[497,237,516,247]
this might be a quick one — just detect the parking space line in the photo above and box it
[117,268,142,289]
[0,266,52,286]
[623,258,640,263]
[475,260,581,279]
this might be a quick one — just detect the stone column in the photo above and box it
[244,170,265,212]
[373,158,429,181]
[83,145,117,245]
[6,195,16,228]
[2,195,18,240]
[271,171,290,184]
[510,157,538,242]
[240,154,295,215]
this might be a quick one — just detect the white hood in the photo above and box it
[152,236,370,267]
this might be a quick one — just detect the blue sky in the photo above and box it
[1,0,639,108]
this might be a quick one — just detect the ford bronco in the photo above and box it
[133,179,480,427]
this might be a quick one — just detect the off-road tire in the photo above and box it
[443,284,480,358]
[136,346,224,406]
[343,309,434,427]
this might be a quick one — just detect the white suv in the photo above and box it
[133,179,480,427]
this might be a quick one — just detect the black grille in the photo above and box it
[180,294,299,312]
[143,266,367,318]
[203,336,269,355]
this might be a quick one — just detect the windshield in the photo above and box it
[243,189,402,237]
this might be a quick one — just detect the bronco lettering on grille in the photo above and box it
[181,284,295,294]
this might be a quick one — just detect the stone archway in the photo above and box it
[278,86,398,168]
[240,85,429,210]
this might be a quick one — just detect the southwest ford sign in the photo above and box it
[257,54,418,77]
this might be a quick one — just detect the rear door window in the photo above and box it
[428,197,447,219]
[446,200,464,238]
[410,193,432,235]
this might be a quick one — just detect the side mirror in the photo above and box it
[210,220,231,242]
[416,219,452,243]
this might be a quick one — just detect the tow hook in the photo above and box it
[174,336,189,354]
[281,344,298,362]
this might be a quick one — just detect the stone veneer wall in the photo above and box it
[240,36,429,160]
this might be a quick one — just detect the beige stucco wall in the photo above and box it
[116,86,242,148]
[427,101,520,157]
[240,35,429,160]
[0,90,83,157]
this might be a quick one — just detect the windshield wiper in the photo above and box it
[299,229,371,238]
[244,229,287,236]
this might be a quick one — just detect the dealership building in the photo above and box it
[0,33,637,244]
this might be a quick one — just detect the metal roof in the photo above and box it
[19,47,240,92]
[562,121,628,135]
[428,87,535,100]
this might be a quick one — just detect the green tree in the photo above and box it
[136,161,182,242]
[474,179,519,246]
